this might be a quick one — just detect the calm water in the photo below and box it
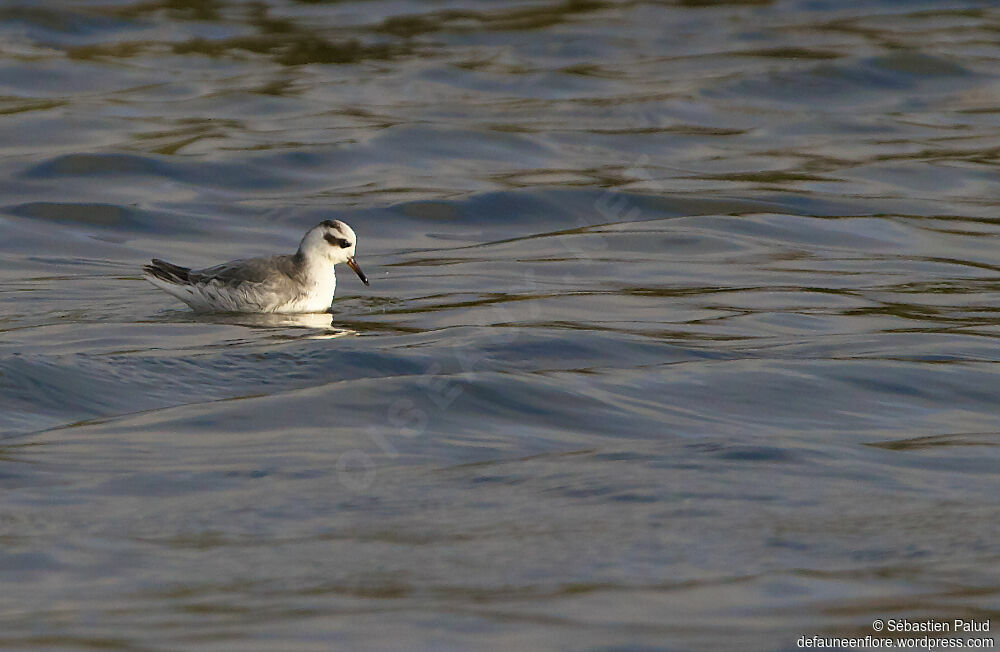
[1,1,999,650]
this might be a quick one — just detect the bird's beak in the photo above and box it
[347,257,369,286]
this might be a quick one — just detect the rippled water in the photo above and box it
[2,1,1000,649]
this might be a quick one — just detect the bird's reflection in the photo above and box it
[214,312,335,329]
[154,310,357,339]
[216,312,357,339]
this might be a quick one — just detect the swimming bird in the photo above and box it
[143,220,369,313]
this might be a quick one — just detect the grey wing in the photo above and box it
[191,255,297,288]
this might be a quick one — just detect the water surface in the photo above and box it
[1,1,1000,650]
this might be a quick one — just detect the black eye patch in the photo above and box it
[324,233,352,248]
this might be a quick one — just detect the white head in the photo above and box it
[298,220,368,285]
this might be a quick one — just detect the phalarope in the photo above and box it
[143,220,369,313]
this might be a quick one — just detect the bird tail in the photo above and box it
[143,259,191,285]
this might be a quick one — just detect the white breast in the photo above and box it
[274,271,337,313]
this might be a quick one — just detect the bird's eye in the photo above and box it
[324,234,352,248]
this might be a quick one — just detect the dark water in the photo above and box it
[1,1,1000,649]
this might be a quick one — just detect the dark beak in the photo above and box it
[347,257,369,286]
